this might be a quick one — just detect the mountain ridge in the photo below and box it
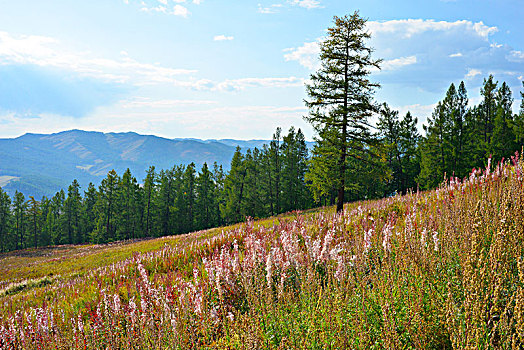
[0,129,305,199]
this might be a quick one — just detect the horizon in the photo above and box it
[0,128,302,142]
[0,0,522,140]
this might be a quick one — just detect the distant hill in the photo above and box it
[0,130,310,199]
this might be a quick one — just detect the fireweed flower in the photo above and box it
[432,231,439,252]
[420,227,427,248]
[364,228,373,252]
[382,223,394,253]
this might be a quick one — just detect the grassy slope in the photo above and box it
[1,158,524,349]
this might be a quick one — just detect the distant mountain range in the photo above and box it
[0,130,312,199]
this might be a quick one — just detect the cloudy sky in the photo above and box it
[0,0,522,140]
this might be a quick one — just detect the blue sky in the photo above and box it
[0,0,522,140]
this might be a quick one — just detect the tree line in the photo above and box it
[0,127,312,252]
[379,77,524,195]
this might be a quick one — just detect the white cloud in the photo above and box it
[215,77,304,91]
[140,5,168,13]
[381,55,417,71]
[214,35,234,41]
[193,0,202,3]
[0,31,196,85]
[258,1,320,12]
[257,3,283,14]
[120,97,217,108]
[283,41,320,69]
[176,76,305,91]
[172,4,190,17]
[465,68,482,79]
[140,4,189,17]
[289,0,322,9]
[449,52,463,58]
[104,105,311,139]
[158,0,168,4]
[508,50,524,62]
[395,103,437,120]
[367,19,497,39]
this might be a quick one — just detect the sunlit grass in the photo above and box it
[1,155,524,349]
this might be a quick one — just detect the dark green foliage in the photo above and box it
[96,170,119,242]
[418,77,522,190]
[304,12,382,212]
[117,169,141,240]
[0,187,12,252]
[195,163,216,229]
[491,82,516,161]
[13,191,27,250]
[64,180,82,244]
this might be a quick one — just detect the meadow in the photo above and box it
[1,154,524,349]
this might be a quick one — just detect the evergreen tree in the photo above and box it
[83,183,97,240]
[514,81,524,148]
[398,111,420,192]
[97,170,119,242]
[452,81,468,175]
[0,187,12,252]
[48,190,65,244]
[269,128,282,214]
[480,75,498,150]
[157,168,175,236]
[39,197,52,247]
[281,127,310,211]
[181,163,196,232]
[304,12,381,212]
[212,162,226,226]
[377,103,402,195]
[250,147,267,217]
[260,144,276,215]
[64,180,82,244]
[142,166,156,237]
[294,129,311,209]
[13,191,27,250]
[118,169,141,240]
[242,149,262,218]
[419,84,459,189]
[195,163,216,229]
[305,130,340,206]
[491,81,515,161]
[223,147,247,222]
[27,196,40,248]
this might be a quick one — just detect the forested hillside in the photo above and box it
[0,130,287,199]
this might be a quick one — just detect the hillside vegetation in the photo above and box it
[0,130,293,199]
[1,154,524,349]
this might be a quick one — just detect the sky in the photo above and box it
[0,0,522,140]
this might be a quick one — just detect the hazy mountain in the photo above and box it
[0,130,292,199]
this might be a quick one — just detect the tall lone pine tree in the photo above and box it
[305,12,381,212]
